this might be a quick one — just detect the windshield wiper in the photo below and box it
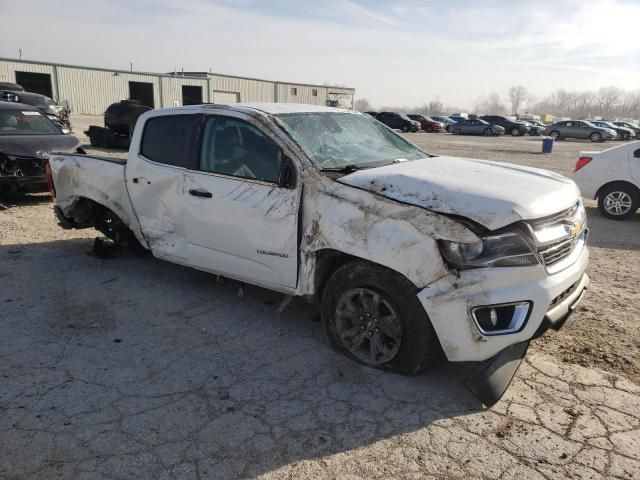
[320,164,367,173]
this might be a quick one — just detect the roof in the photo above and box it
[151,103,356,116]
[0,101,38,111]
[233,103,354,115]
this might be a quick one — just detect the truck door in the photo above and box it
[182,113,301,289]
[126,113,200,262]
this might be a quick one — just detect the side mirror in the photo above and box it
[61,127,71,135]
[279,156,296,189]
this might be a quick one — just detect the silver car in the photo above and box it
[544,120,617,142]
[450,118,505,136]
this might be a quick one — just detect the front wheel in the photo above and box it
[598,185,638,220]
[453,128,461,135]
[401,125,410,133]
[322,261,442,375]
[590,132,603,142]
[549,130,561,140]
[510,127,521,136]
[426,126,433,133]
[484,128,493,136]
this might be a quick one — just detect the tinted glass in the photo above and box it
[140,115,198,167]
[0,109,61,136]
[200,116,282,183]
[634,149,640,158]
[276,112,426,168]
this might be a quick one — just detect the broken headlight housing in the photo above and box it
[438,231,539,270]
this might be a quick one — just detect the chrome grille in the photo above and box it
[539,236,578,267]
[526,202,586,270]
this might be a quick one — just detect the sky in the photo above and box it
[1,0,639,109]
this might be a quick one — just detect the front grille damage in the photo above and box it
[0,155,47,178]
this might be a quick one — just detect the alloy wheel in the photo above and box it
[334,288,402,366]
[604,191,633,216]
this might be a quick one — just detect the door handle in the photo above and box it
[189,188,212,198]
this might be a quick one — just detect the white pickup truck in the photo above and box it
[48,103,589,405]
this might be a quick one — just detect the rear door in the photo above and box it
[629,146,640,185]
[126,113,200,262]
[182,112,301,289]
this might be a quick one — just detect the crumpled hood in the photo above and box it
[338,156,580,230]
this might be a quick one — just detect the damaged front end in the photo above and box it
[0,152,48,193]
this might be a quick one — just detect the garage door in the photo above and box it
[213,91,239,104]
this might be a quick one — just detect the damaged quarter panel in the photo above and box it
[49,153,146,247]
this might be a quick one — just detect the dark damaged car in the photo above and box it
[0,90,72,131]
[0,102,80,193]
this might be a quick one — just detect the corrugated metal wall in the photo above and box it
[161,77,210,107]
[57,67,161,115]
[212,75,275,102]
[0,58,355,114]
[277,83,327,104]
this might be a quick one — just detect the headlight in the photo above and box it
[439,231,539,270]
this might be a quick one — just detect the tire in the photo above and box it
[510,127,521,136]
[484,128,493,136]
[597,184,639,220]
[624,132,631,141]
[453,128,461,135]
[401,125,410,133]
[549,130,561,140]
[426,126,433,133]
[590,132,603,143]
[321,261,442,375]
[95,209,140,247]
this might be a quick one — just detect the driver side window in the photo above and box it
[199,116,282,183]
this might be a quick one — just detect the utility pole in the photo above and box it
[18,49,22,60]
[130,62,133,72]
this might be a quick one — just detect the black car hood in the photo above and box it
[0,134,79,158]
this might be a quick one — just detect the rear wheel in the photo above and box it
[598,184,638,220]
[590,132,603,143]
[322,261,442,375]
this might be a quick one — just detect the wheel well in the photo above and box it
[595,181,640,200]
[311,249,418,303]
[66,197,140,246]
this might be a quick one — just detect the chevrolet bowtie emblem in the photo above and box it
[570,222,582,236]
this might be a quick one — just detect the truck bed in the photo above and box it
[48,152,146,247]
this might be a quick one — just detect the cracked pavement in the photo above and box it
[1,225,638,479]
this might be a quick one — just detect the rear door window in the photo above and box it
[140,115,199,168]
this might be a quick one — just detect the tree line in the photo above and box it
[355,85,640,120]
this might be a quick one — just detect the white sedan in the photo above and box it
[571,141,640,220]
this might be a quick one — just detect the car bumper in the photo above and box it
[417,244,589,362]
[0,175,47,191]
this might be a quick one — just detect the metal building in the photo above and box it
[0,58,355,115]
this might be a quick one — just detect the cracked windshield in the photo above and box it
[277,112,425,168]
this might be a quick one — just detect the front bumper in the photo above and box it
[417,244,589,362]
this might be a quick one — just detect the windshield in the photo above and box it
[22,96,56,107]
[276,112,427,168]
[0,109,61,136]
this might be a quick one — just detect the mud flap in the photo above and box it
[464,340,530,407]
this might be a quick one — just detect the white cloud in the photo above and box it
[0,0,638,109]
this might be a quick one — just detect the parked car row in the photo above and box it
[0,82,72,131]
[366,110,638,143]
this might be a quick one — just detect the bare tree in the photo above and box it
[353,98,373,112]
[508,86,528,115]
[596,86,623,117]
[427,100,444,115]
[474,92,507,115]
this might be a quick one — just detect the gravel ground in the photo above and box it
[0,115,638,479]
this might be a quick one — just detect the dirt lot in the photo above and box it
[0,115,639,480]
